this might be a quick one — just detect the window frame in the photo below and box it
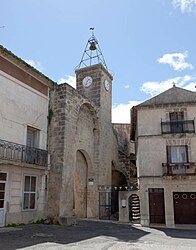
[169,111,184,121]
[22,175,38,211]
[167,145,189,164]
[169,111,184,134]
[26,126,40,148]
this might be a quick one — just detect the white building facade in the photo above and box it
[131,86,196,227]
[0,45,54,226]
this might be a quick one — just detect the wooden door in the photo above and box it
[173,192,196,224]
[149,188,165,224]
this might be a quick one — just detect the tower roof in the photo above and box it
[76,28,107,69]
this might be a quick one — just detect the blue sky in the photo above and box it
[0,0,196,122]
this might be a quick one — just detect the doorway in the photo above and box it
[111,170,127,218]
[74,151,88,218]
[129,194,140,222]
[0,173,7,227]
[149,188,165,224]
[173,192,196,224]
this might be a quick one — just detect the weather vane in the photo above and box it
[0,26,5,29]
[90,27,94,36]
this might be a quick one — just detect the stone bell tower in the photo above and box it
[75,29,114,190]
[48,29,117,221]
[75,28,113,123]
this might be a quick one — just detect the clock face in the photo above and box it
[82,76,93,88]
[104,79,110,91]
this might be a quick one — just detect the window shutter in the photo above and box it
[177,112,184,121]
[169,112,177,121]
[166,146,171,163]
[186,145,189,162]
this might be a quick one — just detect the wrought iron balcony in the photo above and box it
[161,120,195,134]
[0,139,48,167]
[162,162,196,176]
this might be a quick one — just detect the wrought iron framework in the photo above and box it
[76,28,107,69]
[162,162,196,175]
[161,119,195,134]
[0,139,48,167]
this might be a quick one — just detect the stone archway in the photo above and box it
[73,150,88,218]
[128,194,140,222]
[112,170,127,187]
[74,102,99,218]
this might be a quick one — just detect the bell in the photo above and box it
[89,41,96,50]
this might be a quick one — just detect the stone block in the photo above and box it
[59,216,77,226]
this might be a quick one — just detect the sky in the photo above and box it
[0,0,196,123]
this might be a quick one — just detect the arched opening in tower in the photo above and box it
[74,150,88,218]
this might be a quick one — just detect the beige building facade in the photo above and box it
[131,86,196,227]
[0,46,54,226]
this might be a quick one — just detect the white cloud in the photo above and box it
[172,0,196,13]
[183,82,196,91]
[124,84,130,89]
[112,101,142,123]
[141,75,196,96]
[57,75,76,89]
[24,59,44,72]
[158,51,193,71]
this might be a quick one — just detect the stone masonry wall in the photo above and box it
[112,124,137,184]
[48,66,125,220]
[48,83,100,219]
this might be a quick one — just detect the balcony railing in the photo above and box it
[161,120,195,134]
[0,139,48,167]
[162,162,196,176]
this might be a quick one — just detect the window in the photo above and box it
[26,126,40,164]
[169,112,184,133]
[26,126,40,148]
[23,175,37,210]
[169,112,184,121]
[0,173,7,209]
[0,173,7,181]
[167,146,188,163]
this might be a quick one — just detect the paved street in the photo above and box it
[0,220,196,250]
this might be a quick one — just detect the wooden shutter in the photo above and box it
[166,146,171,163]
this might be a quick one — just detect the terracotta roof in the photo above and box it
[0,45,56,88]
